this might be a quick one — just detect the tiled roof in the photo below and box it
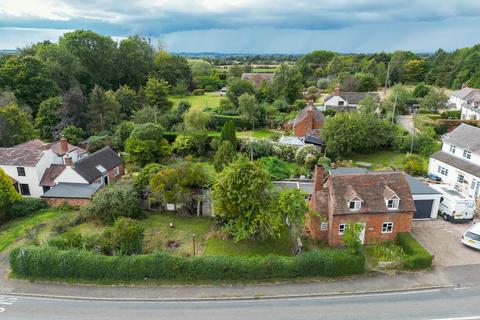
[0,148,45,166]
[241,73,275,85]
[327,172,415,215]
[13,139,50,150]
[450,87,480,99]
[431,151,480,178]
[50,140,87,156]
[39,164,66,187]
[73,147,123,183]
[41,182,102,199]
[442,124,480,153]
[293,105,325,127]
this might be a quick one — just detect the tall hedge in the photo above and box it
[396,232,433,269]
[10,246,364,282]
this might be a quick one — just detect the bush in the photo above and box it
[193,89,205,96]
[9,246,364,282]
[441,111,461,119]
[257,156,294,180]
[208,114,252,130]
[100,218,145,255]
[403,154,425,176]
[48,231,85,250]
[295,145,322,168]
[396,232,433,269]
[84,183,141,224]
[8,198,47,219]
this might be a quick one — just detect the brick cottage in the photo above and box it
[307,166,415,246]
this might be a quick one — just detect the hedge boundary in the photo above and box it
[10,246,364,282]
[396,232,433,269]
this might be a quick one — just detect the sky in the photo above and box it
[1,0,480,53]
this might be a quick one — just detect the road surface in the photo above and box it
[1,287,480,320]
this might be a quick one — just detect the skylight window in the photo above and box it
[95,164,107,174]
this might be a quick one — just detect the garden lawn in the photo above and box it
[0,209,59,252]
[208,129,278,139]
[204,235,293,257]
[169,93,223,110]
[348,151,428,172]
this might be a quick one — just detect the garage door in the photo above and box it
[414,199,433,219]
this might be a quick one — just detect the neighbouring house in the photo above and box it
[41,183,102,207]
[285,100,325,137]
[323,85,380,112]
[448,85,480,120]
[330,168,441,220]
[307,166,416,246]
[0,138,124,201]
[241,72,275,87]
[428,124,480,199]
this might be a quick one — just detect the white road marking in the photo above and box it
[0,296,17,313]
[0,307,5,313]
[427,317,480,320]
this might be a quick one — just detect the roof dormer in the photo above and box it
[384,185,400,210]
[344,185,363,211]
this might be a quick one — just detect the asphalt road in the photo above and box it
[1,287,480,320]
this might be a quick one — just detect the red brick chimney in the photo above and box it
[64,156,73,166]
[334,84,340,96]
[313,165,324,193]
[60,137,68,154]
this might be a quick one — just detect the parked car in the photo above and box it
[430,184,476,222]
[427,173,442,182]
[461,223,480,250]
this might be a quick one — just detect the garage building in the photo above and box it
[405,175,442,220]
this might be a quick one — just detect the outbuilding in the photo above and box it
[404,175,442,220]
[41,182,102,207]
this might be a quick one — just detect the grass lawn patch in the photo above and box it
[169,93,223,110]
[0,209,60,252]
[347,151,428,172]
[237,129,279,139]
[204,234,293,257]
[365,242,406,268]
[142,213,212,256]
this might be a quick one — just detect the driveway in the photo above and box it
[395,115,415,134]
[412,218,480,267]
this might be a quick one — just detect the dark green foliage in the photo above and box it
[9,246,364,281]
[113,121,135,150]
[213,141,237,172]
[0,103,37,147]
[61,125,84,145]
[84,183,141,224]
[87,135,114,152]
[413,83,430,98]
[100,218,145,255]
[396,232,433,269]
[257,156,293,180]
[35,97,62,139]
[172,131,211,157]
[355,73,377,92]
[208,114,252,130]
[219,121,237,147]
[441,111,461,119]
[48,231,85,250]
[8,198,47,219]
[133,163,163,193]
[125,123,171,166]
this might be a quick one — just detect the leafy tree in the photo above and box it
[87,85,121,133]
[257,156,293,180]
[238,93,259,129]
[358,95,378,114]
[343,222,363,254]
[0,168,21,215]
[213,141,237,172]
[113,121,136,150]
[383,84,413,115]
[226,78,255,106]
[35,97,62,139]
[0,55,58,113]
[355,73,377,92]
[403,154,425,176]
[61,125,84,145]
[413,83,431,98]
[340,75,358,91]
[295,145,322,168]
[219,121,237,147]
[56,87,88,135]
[125,123,171,166]
[144,77,172,112]
[172,131,210,157]
[0,90,17,108]
[101,218,145,255]
[115,85,141,119]
[117,35,154,89]
[59,30,117,89]
[419,88,448,113]
[275,188,308,229]
[183,108,211,131]
[133,163,163,193]
[404,59,426,83]
[86,135,114,152]
[153,51,192,88]
[272,63,302,103]
[150,161,210,213]
[0,104,37,147]
[85,182,141,224]
[189,59,213,77]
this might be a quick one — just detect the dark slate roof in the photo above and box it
[327,172,416,215]
[324,92,380,105]
[329,167,369,176]
[450,87,480,99]
[39,165,66,187]
[0,148,44,166]
[442,124,480,153]
[41,182,102,199]
[404,174,441,195]
[304,135,324,146]
[293,105,325,127]
[73,147,123,183]
[431,151,480,178]
[273,180,314,194]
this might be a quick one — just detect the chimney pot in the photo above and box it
[334,85,340,97]
[60,137,68,153]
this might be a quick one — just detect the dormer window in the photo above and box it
[348,200,362,210]
[384,185,400,210]
[387,198,400,210]
[449,145,456,154]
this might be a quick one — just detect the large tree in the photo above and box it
[117,35,154,89]
[144,77,172,112]
[272,63,302,103]
[125,123,171,166]
[35,96,62,139]
[0,104,37,147]
[87,85,121,133]
[238,93,260,129]
[183,108,211,131]
[115,85,141,119]
[153,51,192,88]
[55,87,88,136]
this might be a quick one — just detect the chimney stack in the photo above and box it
[462,83,469,89]
[64,155,73,166]
[334,84,340,97]
[60,137,68,153]
[314,165,324,193]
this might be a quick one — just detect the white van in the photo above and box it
[430,184,476,222]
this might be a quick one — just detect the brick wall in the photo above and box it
[44,197,90,208]
[106,164,125,184]
[294,115,322,137]
[328,211,414,246]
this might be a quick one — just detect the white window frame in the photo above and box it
[320,222,328,231]
[449,145,456,154]
[113,166,120,177]
[457,174,465,184]
[463,149,472,160]
[348,200,362,210]
[338,224,346,235]
[381,222,393,234]
[437,165,448,176]
[387,198,400,210]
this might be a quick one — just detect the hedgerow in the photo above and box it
[10,246,364,282]
[396,232,433,269]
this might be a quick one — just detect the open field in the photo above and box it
[169,92,224,110]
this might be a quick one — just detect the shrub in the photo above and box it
[343,222,363,254]
[9,246,364,282]
[48,231,85,250]
[133,163,163,194]
[295,145,322,168]
[257,156,294,180]
[84,183,141,224]
[100,218,145,255]
[8,198,47,218]
[441,111,461,119]
[396,232,433,269]
[403,154,425,176]
[208,115,252,130]
[193,89,205,96]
